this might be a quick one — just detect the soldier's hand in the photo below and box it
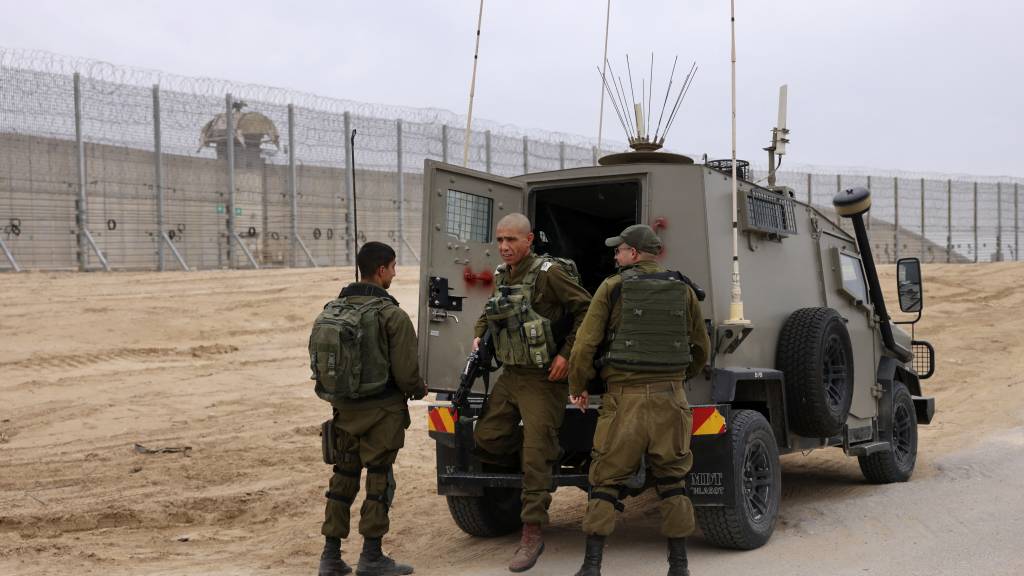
[570,391,589,412]
[472,337,481,352]
[547,354,569,381]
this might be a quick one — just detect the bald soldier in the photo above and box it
[568,224,710,576]
[471,213,591,572]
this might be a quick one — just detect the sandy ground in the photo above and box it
[1,263,1023,576]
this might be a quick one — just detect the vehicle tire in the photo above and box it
[695,409,781,550]
[446,487,522,537]
[859,382,917,483]
[776,307,854,437]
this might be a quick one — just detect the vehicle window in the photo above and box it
[839,252,869,305]
[446,189,493,243]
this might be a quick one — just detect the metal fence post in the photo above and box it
[442,124,449,164]
[973,182,979,263]
[397,119,405,264]
[225,93,236,268]
[806,173,812,205]
[836,174,844,233]
[153,84,165,271]
[866,175,872,230]
[946,179,952,263]
[1016,183,1020,261]
[287,106,316,268]
[289,104,298,267]
[484,129,492,174]
[920,177,926,261]
[74,72,88,271]
[523,136,529,174]
[344,111,354,265]
[559,141,566,169]
[996,182,1003,261]
[894,177,900,262]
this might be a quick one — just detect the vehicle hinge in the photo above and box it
[870,382,884,399]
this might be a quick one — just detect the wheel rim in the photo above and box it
[742,438,773,523]
[893,400,914,466]
[822,333,849,412]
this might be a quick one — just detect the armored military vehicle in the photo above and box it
[416,149,936,549]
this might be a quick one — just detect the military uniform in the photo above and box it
[568,226,710,575]
[321,282,426,543]
[472,251,591,526]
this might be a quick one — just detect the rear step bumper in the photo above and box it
[913,395,935,425]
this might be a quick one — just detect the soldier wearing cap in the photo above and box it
[567,224,710,576]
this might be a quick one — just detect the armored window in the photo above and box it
[741,188,798,237]
[837,251,869,306]
[446,189,493,243]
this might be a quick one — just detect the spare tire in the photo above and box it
[776,307,854,437]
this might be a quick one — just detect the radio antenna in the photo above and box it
[462,0,485,167]
[726,0,750,326]
[596,0,612,152]
[602,54,696,151]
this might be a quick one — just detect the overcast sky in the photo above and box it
[2,0,1021,177]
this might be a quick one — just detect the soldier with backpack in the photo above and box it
[471,213,592,573]
[310,241,426,576]
[567,224,710,576]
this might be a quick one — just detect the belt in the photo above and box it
[606,380,682,395]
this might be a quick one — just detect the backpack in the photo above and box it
[308,297,392,403]
[603,270,693,372]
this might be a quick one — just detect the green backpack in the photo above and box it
[309,297,392,403]
[603,270,693,372]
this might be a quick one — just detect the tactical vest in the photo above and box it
[484,256,571,369]
[603,269,692,372]
[308,297,392,403]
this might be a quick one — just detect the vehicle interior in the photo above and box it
[528,179,642,294]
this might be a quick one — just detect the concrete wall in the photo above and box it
[0,133,423,270]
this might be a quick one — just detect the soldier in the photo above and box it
[471,213,592,572]
[311,241,427,576]
[567,224,710,576]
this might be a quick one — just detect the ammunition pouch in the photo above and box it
[485,258,560,369]
[321,418,336,465]
[364,465,396,508]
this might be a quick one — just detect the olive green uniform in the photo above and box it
[321,283,427,541]
[472,252,591,525]
[568,260,710,538]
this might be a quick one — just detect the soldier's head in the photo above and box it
[495,213,534,268]
[357,241,397,289]
[606,224,662,267]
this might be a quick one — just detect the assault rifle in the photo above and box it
[451,330,498,419]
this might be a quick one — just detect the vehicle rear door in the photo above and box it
[418,160,525,392]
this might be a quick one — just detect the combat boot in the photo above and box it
[573,534,605,576]
[666,538,689,576]
[508,523,544,572]
[356,537,413,576]
[318,537,353,576]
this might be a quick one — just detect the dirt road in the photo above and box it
[1,264,1022,575]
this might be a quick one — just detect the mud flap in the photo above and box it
[687,431,736,507]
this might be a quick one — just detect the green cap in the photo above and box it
[605,224,662,255]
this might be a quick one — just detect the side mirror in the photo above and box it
[896,258,923,313]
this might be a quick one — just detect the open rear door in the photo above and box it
[418,160,525,392]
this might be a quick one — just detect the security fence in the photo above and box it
[1,49,1021,272]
